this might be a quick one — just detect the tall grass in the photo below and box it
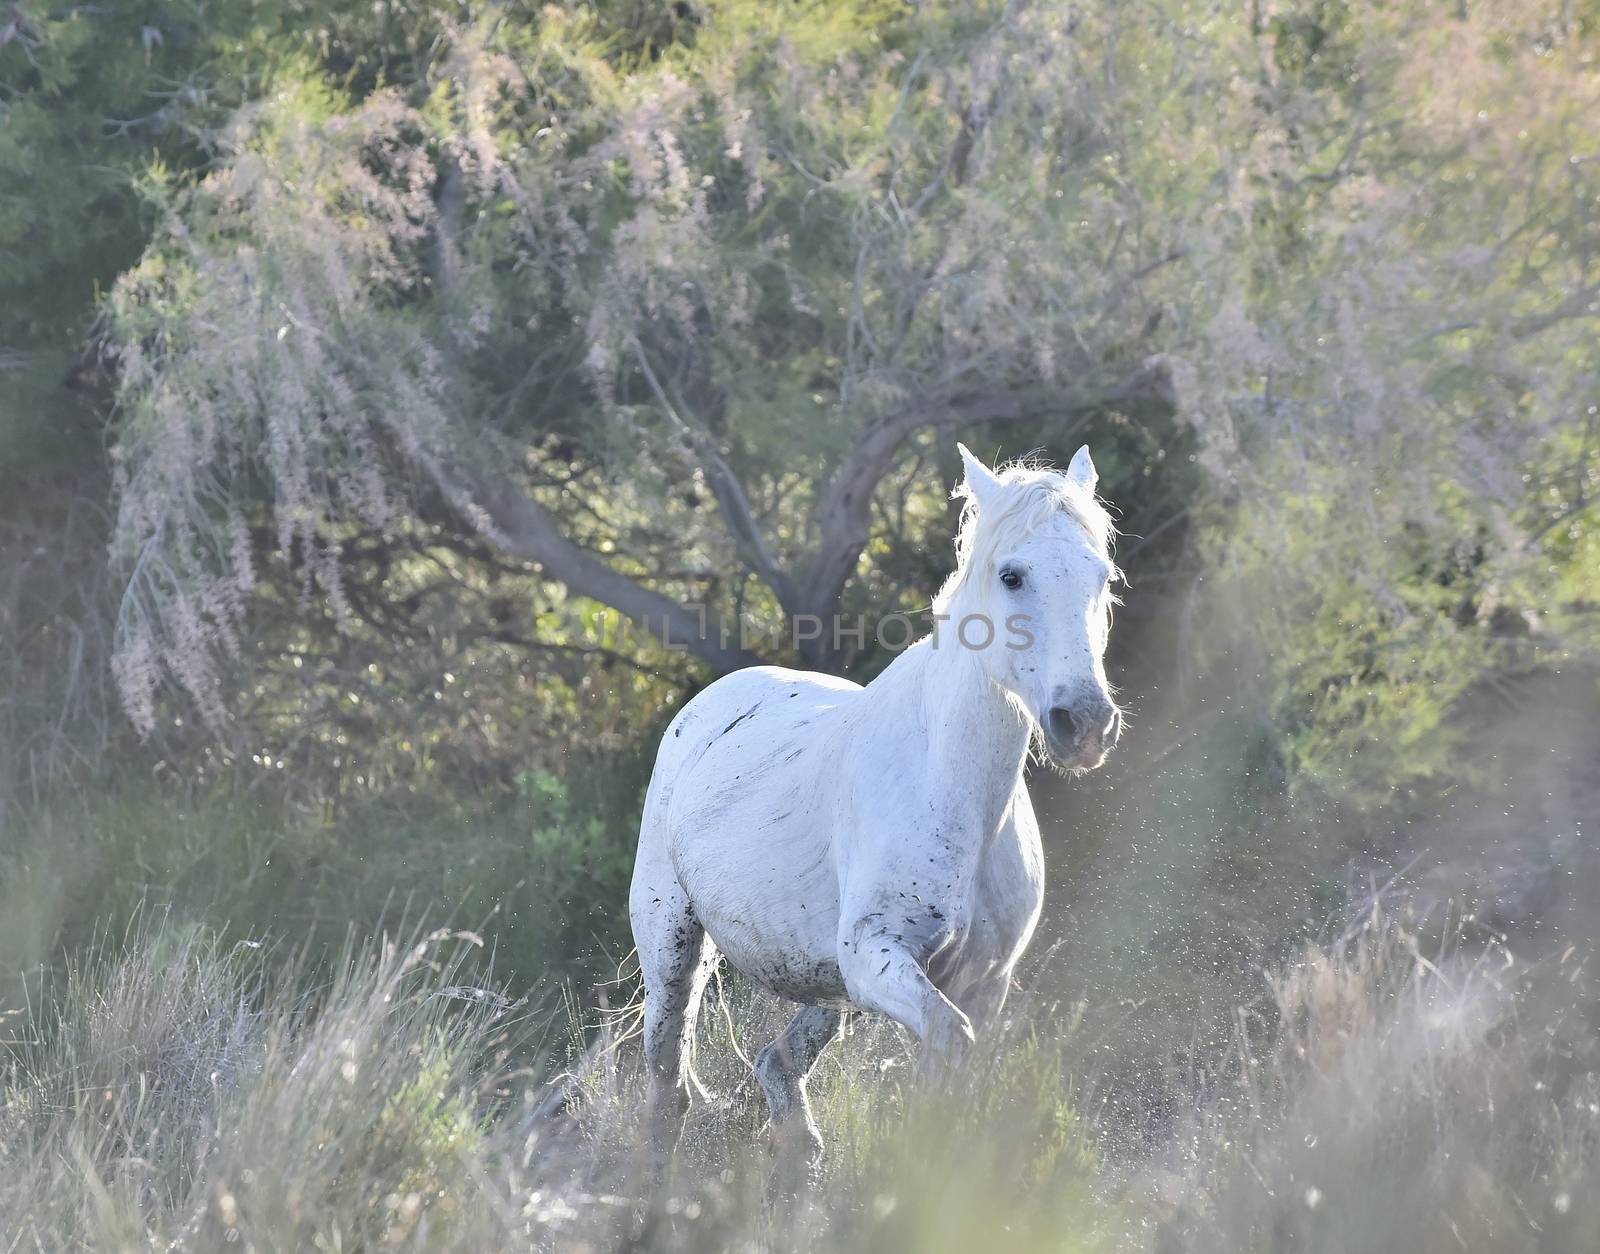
[1,926,530,1249]
[3,907,1596,1252]
[1156,910,1600,1252]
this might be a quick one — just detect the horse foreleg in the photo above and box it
[837,929,974,1084]
[755,1004,844,1199]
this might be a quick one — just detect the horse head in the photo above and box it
[941,443,1123,773]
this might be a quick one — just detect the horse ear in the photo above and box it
[1066,445,1097,492]
[955,443,1004,511]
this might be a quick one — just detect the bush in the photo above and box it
[1153,908,1600,1253]
[0,762,646,1019]
[0,925,522,1250]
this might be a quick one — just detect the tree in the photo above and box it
[105,1,1191,740]
[0,0,462,464]
[100,0,1600,812]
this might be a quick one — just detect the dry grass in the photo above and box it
[1,906,1597,1252]
[1149,908,1600,1253]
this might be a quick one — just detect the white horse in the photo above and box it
[628,443,1122,1174]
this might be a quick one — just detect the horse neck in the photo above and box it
[877,600,1033,837]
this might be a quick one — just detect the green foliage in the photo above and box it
[0,760,649,1012]
[1179,0,1600,806]
[519,766,640,945]
[84,0,1600,820]
[0,0,454,469]
[101,0,1203,739]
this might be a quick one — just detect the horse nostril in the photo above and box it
[1047,706,1078,746]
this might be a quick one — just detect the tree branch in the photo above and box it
[628,339,803,614]
[798,392,1037,634]
[422,458,763,677]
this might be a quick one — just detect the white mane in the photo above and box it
[932,457,1117,616]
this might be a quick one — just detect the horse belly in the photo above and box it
[671,803,849,1005]
[711,910,850,1007]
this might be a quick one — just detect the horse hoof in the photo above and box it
[765,1124,824,1208]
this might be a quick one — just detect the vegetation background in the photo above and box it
[2,0,1599,1248]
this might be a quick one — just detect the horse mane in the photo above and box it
[932,455,1118,616]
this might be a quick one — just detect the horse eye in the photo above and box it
[999,567,1023,591]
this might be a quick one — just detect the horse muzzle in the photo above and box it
[1043,697,1121,771]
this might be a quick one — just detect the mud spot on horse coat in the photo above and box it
[715,705,761,741]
